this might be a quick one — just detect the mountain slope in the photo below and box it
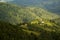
[0,3,59,25]
[0,2,60,40]
[26,7,59,19]
[0,19,60,40]
[10,0,60,14]
[0,3,40,25]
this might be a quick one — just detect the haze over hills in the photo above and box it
[0,2,59,25]
[9,0,60,14]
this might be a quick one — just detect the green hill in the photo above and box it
[0,19,60,40]
[0,3,59,25]
[26,7,59,19]
[0,3,40,25]
[0,2,60,40]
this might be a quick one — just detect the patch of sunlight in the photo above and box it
[44,28,55,32]
[22,29,40,36]
[20,24,28,29]
[22,29,32,34]
[31,31,40,37]
[45,22,53,26]
[31,20,39,24]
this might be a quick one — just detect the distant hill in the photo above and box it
[0,2,40,25]
[26,7,59,19]
[9,0,60,14]
[0,2,59,25]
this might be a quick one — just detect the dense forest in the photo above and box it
[0,20,60,40]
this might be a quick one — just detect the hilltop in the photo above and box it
[0,3,59,25]
[10,0,60,14]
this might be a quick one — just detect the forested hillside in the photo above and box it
[0,20,60,40]
[0,2,59,25]
[10,0,60,14]
[0,2,60,40]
